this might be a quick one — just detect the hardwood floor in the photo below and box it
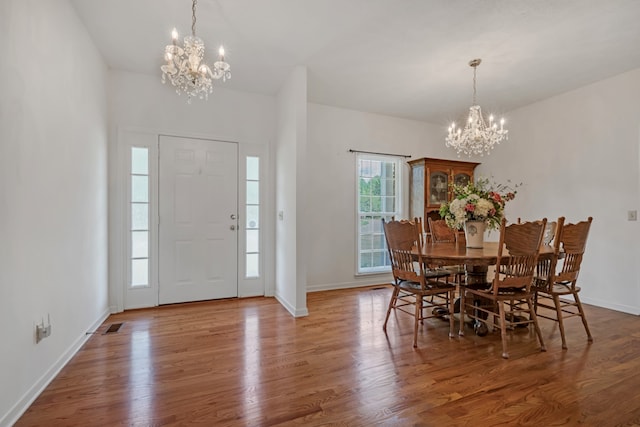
[16,285,640,426]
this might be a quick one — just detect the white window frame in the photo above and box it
[355,153,403,275]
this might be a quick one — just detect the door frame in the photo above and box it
[110,126,271,313]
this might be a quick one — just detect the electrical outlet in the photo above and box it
[628,210,638,221]
[36,316,52,343]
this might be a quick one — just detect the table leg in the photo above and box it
[465,265,490,336]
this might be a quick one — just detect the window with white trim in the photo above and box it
[356,153,402,274]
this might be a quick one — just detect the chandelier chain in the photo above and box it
[472,65,477,105]
[192,0,197,36]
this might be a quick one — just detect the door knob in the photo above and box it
[230,214,237,220]
[230,225,236,231]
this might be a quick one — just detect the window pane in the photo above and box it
[131,147,148,175]
[383,162,395,178]
[372,216,384,233]
[131,259,148,287]
[246,205,259,229]
[371,250,388,268]
[360,234,372,250]
[360,216,372,234]
[384,196,395,212]
[246,157,259,181]
[359,196,370,212]
[246,254,259,278]
[246,229,259,253]
[372,234,385,249]
[385,179,396,195]
[360,252,372,269]
[359,178,371,195]
[360,160,371,177]
[131,231,148,258]
[132,203,148,230]
[371,196,382,212]
[247,181,259,205]
[132,176,149,203]
[370,177,381,196]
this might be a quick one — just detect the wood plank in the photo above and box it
[15,286,640,426]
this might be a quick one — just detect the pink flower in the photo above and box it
[465,203,475,212]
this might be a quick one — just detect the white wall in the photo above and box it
[275,67,309,316]
[0,1,109,424]
[108,70,277,310]
[305,103,457,291]
[481,68,640,314]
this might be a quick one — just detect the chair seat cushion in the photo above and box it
[424,269,452,279]
[550,282,581,295]
[398,279,453,292]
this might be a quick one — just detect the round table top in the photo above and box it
[416,241,555,266]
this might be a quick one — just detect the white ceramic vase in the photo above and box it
[464,220,486,248]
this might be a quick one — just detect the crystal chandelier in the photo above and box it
[445,59,508,156]
[161,0,231,103]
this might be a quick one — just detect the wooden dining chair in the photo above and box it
[382,218,456,348]
[427,218,466,284]
[534,217,593,349]
[461,218,547,359]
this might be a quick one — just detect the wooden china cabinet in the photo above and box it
[408,157,480,225]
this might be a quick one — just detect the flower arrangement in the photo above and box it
[439,177,519,230]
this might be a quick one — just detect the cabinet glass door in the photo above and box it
[453,172,472,188]
[428,171,449,207]
[410,164,424,219]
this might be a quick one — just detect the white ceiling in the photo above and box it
[71,0,640,124]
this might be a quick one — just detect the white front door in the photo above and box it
[158,135,238,304]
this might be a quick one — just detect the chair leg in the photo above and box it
[573,292,593,343]
[448,290,455,338]
[458,289,465,336]
[383,286,399,332]
[527,298,546,352]
[552,294,568,349]
[498,302,509,359]
[413,295,422,348]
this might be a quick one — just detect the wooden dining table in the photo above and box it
[416,241,556,269]
[414,241,557,335]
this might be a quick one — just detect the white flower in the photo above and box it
[475,198,494,217]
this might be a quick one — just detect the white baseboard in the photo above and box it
[1,308,111,427]
[275,292,309,317]
[580,296,640,315]
[307,278,393,293]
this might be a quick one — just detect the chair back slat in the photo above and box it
[554,217,592,285]
[383,219,425,288]
[428,218,458,243]
[493,218,547,294]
